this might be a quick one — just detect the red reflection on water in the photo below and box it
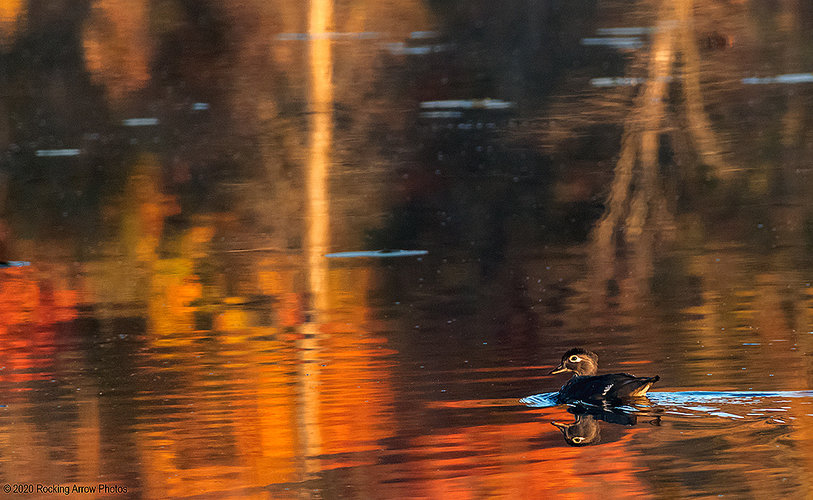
[0,267,78,385]
[364,419,651,499]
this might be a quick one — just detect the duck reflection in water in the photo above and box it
[552,403,659,446]
[547,348,661,446]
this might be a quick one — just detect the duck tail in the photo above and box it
[627,375,659,397]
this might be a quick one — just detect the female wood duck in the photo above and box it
[550,348,659,403]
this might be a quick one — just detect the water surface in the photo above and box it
[1,0,813,498]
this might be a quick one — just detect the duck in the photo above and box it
[550,348,659,403]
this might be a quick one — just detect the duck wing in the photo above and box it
[560,374,659,402]
[603,373,659,399]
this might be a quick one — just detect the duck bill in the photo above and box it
[551,421,570,431]
[549,364,568,375]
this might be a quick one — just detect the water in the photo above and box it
[522,390,813,435]
[2,0,813,498]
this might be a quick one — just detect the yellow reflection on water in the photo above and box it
[306,0,333,314]
[122,258,394,498]
[0,0,23,47]
[300,0,335,480]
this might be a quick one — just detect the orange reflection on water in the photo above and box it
[306,0,333,315]
[0,266,78,384]
[119,156,180,263]
[128,250,396,498]
[0,264,105,491]
[82,0,152,102]
[366,416,651,499]
[0,0,23,47]
[257,260,306,328]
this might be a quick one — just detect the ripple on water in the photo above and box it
[518,392,559,408]
[520,390,813,420]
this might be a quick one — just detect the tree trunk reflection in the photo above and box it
[299,0,334,482]
[590,0,737,310]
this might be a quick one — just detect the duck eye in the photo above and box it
[571,437,584,444]
[568,355,582,363]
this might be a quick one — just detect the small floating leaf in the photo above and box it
[325,250,428,259]
[35,149,81,157]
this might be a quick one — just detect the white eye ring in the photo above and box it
[571,437,584,444]
[568,355,582,363]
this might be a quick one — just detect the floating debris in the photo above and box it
[580,37,645,49]
[192,103,209,111]
[742,73,813,85]
[385,42,451,55]
[410,31,440,39]
[420,99,514,110]
[591,76,675,87]
[122,118,159,126]
[275,32,382,41]
[35,149,81,157]
[419,111,464,119]
[700,31,733,51]
[325,250,428,259]
[590,77,647,87]
[596,27,656,36]
[0,261,30,267]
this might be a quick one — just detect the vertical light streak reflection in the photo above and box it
[77,396,101,483]
[299,0,333,481]
[307,0,333,312]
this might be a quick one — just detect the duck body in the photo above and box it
[551,348,659,404]
[556,373,660,404]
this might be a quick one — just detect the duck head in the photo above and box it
[551,414,600,446]
[550,348,599,376]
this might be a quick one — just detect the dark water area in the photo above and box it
[2,0,813,498]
